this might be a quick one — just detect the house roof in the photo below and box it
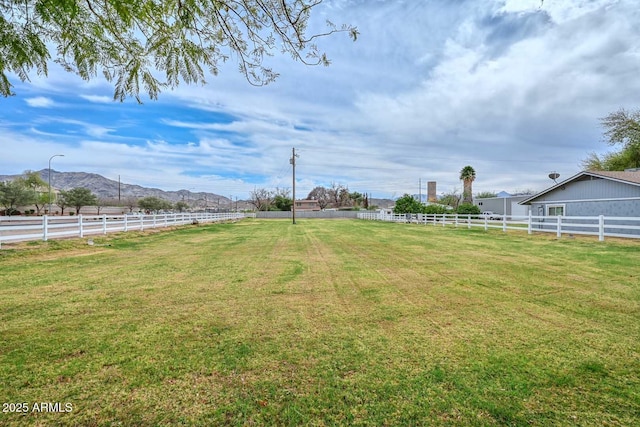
[589,170,640,184]
[520,170,640,205]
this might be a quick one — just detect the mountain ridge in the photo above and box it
[0,170,231,206]
[1,170,396,209]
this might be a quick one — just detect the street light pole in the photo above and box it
[48,154,64,215]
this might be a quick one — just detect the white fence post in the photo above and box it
[502,215,507,232]
[43,215,49,241]
[103,215,107,234]
[528,212,532,235]
[79,214,83,238]
[124,214,128,232]
[153,214,157,228]
[599,215,605,242]
[140,215,144,231]
[556,216,562,239]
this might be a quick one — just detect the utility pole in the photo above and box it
[290,147,299,224]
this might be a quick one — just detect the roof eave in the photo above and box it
[519,171,590,205]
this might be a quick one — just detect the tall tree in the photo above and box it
[1,0,357,101]
[59,188,98,215]
[581,150,638,171]
[138,196,173,213]
[272,188,292,211]
[393,194,424,214]
[440,190,461,210]
[0,178,36,215]
[272,195,292,211]
[250,188,273,211]
[123,197,139,213]
[55,192,69,215]
[307,186,330,210]
[349,191,364,208]
[459,166,476,205]
[23,170,49,214]
[175,201,189,212]
[582,108,640,171]
[338,187,351,207]
[328,182,347,208]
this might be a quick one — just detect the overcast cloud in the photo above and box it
[2,0,639,200]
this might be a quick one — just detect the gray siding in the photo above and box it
[533,177,640,202]
[531,200,640,217]
[530,199,640,235]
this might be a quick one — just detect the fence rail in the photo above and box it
[255,210,360,219]
[0,212,246,247]
[357,212,640,241]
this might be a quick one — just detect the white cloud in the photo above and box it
[3,0,640,199]
[80,94,113,104]
[24,97,55,108]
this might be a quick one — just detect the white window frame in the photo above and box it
[546,204,566,216]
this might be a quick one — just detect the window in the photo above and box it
[547,204,565,216]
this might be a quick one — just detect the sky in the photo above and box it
[2,0,640,200]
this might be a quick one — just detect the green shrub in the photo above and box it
[423,204,448,214]
[456,203,481,215]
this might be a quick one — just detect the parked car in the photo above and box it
[482,211,501,220]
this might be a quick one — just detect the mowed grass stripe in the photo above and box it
[0,219,638,426]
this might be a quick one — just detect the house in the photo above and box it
[294,199,321,211]
[519,170,640,217]
[474,193,531,217]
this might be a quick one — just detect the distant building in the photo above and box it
[427,181,437,202]
[475,193,531,217]
[294,199,321,211]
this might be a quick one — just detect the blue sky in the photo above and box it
[2,0,639,200]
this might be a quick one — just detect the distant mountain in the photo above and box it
[368,197,395,209]
[1,170,396,210]
[0,170,231,206]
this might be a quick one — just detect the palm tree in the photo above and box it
[459,165,476,205]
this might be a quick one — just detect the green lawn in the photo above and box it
[1,219,639,426]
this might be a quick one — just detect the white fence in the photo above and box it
[357,212,640,241]
[0,212,247,247]
[255,211,360,219]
